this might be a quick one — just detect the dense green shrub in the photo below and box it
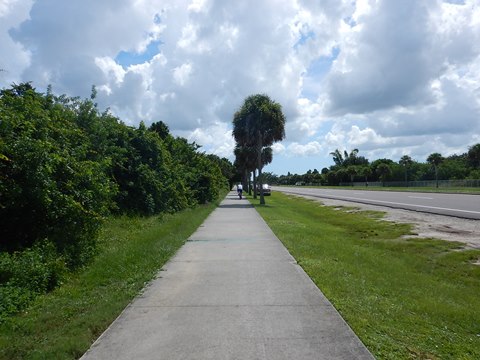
[0,83,232,319]
[0,84,113,268]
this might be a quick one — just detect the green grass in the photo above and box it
[251,192,480,359]
[0,199,221,360]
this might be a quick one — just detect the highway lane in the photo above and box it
[272,186,480,220]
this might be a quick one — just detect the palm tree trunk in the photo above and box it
[243,169,248,193]
[258,166,264,204]
[257,131,265,205]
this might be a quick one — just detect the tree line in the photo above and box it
[264,146,480,187]
[0,83,233,319]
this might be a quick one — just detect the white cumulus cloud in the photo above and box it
[287,141,323,157]
[1,0,479,173]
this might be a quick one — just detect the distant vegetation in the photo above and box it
[0,83,233,320]
[264,146,480,186]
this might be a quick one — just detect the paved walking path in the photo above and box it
[81,191,374,359]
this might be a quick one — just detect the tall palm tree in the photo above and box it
[232,94,286,204]
[234,145,256,194]
[427,153,444,188]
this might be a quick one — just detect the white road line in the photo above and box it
[327,195,480,215]
[408,196,434,200]
[282,190,480,215]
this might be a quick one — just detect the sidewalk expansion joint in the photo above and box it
[130,304,329,309]
[186,238,261,242]
[169,259,295,263]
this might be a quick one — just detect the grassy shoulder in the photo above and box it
[0,197,222,360]
[251,192,480,359]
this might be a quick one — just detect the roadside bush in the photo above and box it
[190,156,226,204]
[0,84,113,267]
[0,242,67,321]
[0,83,232,320]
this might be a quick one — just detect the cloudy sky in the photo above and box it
[1,0,479,174]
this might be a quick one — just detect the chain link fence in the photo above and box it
[338,179,480,188]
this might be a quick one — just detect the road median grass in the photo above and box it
[251,192,480,359]
[0,198,221,360]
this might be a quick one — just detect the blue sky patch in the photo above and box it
[115,40,163,68]
[294,30,315,49]
[301,47,340,99]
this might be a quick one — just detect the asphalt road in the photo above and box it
[272,187,480,220]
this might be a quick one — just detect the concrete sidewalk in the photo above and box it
[81,191,374,359]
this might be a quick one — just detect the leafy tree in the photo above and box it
[207,154,235,190]
[232,94,286,204]
[370,159,394,181]
[427,152,444,188]
[149,121,170,140]
[467,143,480,169]
[439,154,469,180]
[262,172,279,185]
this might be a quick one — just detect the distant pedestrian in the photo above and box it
[237,183,243,199]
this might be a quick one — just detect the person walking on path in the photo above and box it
[236,183,243,199]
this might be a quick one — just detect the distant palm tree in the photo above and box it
[335,168,348,184]
[345,149,359,166]
[427,153,444,188]
[359,165,372,187]
[399,155,414,186]
[347,166,358,185]
[329,149,345,167]
[329,148,359,167]
[376,163,391,187]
